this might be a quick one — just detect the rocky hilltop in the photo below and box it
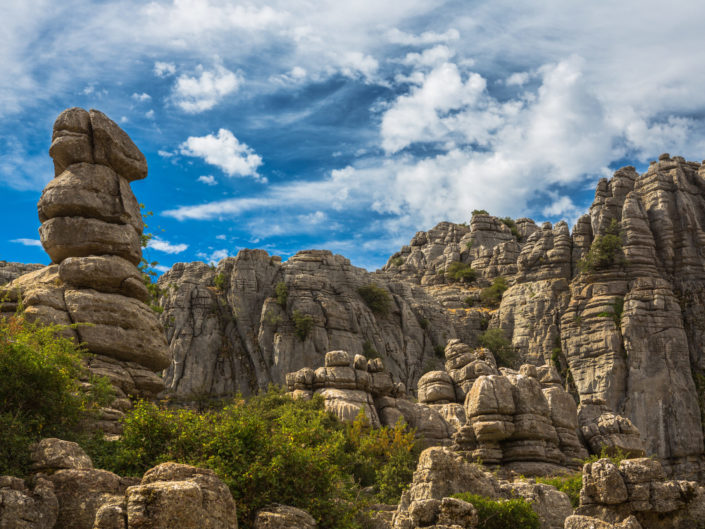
[156,155,705,481]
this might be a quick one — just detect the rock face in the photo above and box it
[158,250,456,399]
[253,504,317,529]
[6,438,239,529]
[0,108,170,430]
[391,446,573,529]
[0,261,43,285]
[375,156,705,479]
[575,457,705,529]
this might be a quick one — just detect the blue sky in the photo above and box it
[3,1,705,272]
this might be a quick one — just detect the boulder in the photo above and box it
[253,504,317,529]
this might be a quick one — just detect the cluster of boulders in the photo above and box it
[0,108,170,432]
[577,399,645,457]
[0,438,238,529]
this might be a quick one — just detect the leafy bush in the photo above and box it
[275,281,288,307]
[292,310,314,341]
[480,276,508,306]
[0,314,110,475]
[535,474,582,508]
[472,209,489,216]
[434,344,446,358]
[500,217,521,241]
[92,387,420,529]
[445,261,477,283]
[579,219,625,272]
[213,273,226,291]
[389,256,404,267]
[362,340,379,359]
[479,328,517,368]
[597,296,624,330]
[452,493,540,529]
[358,284,392,315]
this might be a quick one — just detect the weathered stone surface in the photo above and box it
[0,261,44,286]
[49,107,94,175]
[40,216,141,265]
[418,371,456,404]
[129,462,237,529]
[89,109,147,182]
[59,256,149,302]
[44,468,130,529]
[0,475,58,529]
[30,438,93,472]
[253,504,317,529]
[578,400,645,458]
[64,289,170,370]
[38,163,142,234]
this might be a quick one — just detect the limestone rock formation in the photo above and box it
[0,475,58,529]
[0,108,170,422]
[157,250,456,400]
[391,446,573,529]
[253,504,317,529]
[0,261,43,285]
[575,457,705,528]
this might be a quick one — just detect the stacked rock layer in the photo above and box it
[0,108,170,422]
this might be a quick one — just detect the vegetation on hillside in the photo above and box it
[579,219,626,272]
[88,388,420,529]
[452,493,540,529]
[358,283,392,315]
[0,314,111,475]
[478,328,517,368]
[480,276,508,306]
[445,261,477,282]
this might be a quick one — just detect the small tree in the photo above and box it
[275,281,288,307]
[292,310,314,341]
[579,219,625,272]
[479,328,517,368]
[445,262,476,283]
[358,284,392,315]
[480,276,508,306]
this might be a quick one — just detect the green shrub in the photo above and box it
[500,217,521,241]
[358,284,392,315]
[465,239,474,250]
[597,296,624,330]
[472,209,489,216]
[0,315,110,475]
[93,387,420,529]
[535,473,582,508]
[579,219,625,272]
[292,310,314,341]
[275,281,288,307]
[264,310,282,327]
[464,297,474,307]
[452,493,540,529]
[362,340,379,359]
[213,273,226,291]
[434,344,446,358]
[445,261,477,283]
[418,317,430,330]
[479,328,517,368]
[389,256,404,267]
[480,276,508,306]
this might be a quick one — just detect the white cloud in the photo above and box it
[10,238,42,247]
[216,234,226,240]
[505,72,531,86]
[401,45,455,68]
[180,129,263,179]
[388,28,460,45]
[153,265,171,273]
[340,52,379,80]
[197,174,217,185]
[147,236,188,254]
[132,92,151,101]
[145,109,154,119]
[154,61,176,78]
[197,248,232,264]
[171,64,240,113]
[157,150,174,158]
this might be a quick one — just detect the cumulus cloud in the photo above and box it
[147,236,188,254]
[197,248,232,264]
[198,175,217,185]
[401,45,455,68]
[180,129,263,179]
[154,61,176,77]
[10,238,42,247]
[131,92,151,101]
[171,64,240,113]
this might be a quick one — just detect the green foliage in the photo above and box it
[362,340,379,359]
[452,493,540,529]
[292,310,314,341]
[464,296,474,307]
[579,219,625,272]
[92,388,420,529]
[433,344,446,358]
[479,328,517,368]
[275,281,288,307]
[418,317,430,330]
[597,297,625,330]
[500,217,521,241]
[472,209,489,216]
[465,239,474,250]
[264,310,282,327]
[535,474,582,508]
[0,315,110,475]
[390,256,404,267]
[480,276,508,307]
[445,261,477,283]
[213,273,226,291]
[358,284,392,315]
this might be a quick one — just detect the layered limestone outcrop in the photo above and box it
[375,155,705,479]
[0,438,238,529]
[157,250,456,399]
[0,261,44,285]
[0,108,170,430]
